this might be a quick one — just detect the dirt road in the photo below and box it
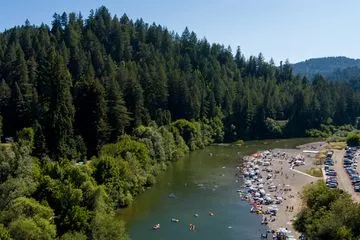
[333,150,360,202]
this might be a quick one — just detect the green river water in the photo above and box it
[119,138,317,240]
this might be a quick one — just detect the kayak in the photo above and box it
[152,224,160,230]
[171,218,179,223]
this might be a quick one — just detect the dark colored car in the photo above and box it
[326,177,337,183]
[326,170,337,176]
[344,158,353,163]
[344,154,354,159]
[346,168,356,175]
[351,176,360,185]
[354,185,360,192]
[325,159,334,166]
[325,162,334,166]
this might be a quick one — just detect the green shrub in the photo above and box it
[306,167,323,177]
[347,132,360,147]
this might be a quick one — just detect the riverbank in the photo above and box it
[239,141,325,238]
[119,138,321,240]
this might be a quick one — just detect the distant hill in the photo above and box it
[292,56,360,79]
[327,66,360,90]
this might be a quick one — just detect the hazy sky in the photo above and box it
[1,0,359,63]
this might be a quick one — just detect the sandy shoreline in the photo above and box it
[238,141,325,239]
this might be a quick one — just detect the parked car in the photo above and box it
[344,158,353,163]
[350,173,359,179]
[326,176,337,183]
[346,168,356,175]
[325,160,334,166]
[326,170,337,176]
[355,185,360,192]
[327,180,338,186]
[351,176,360,185]
[327,182,338,188]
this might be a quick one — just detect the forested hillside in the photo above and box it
[1,7,360,159]
[292,56,360,79]
[1,6,360,239]
[327,66,360,90]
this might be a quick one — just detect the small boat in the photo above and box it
[209,211,214,216]
[168,193,176,198]
[152,224,160,230]
[171,218,179,223]
[194,213,199,217]
[189,224,196,231]
[250,206,257,213]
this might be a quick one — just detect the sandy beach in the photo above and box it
[238,142,325,239]
[264,149,317,238]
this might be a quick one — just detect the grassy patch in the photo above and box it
[306,167,323,177]
[314,149,327,165]
[0,143,12,150]
[233,139,244,146]
[327,141,346,150]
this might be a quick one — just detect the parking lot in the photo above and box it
[324,150,338,188]
[332,148,360,202]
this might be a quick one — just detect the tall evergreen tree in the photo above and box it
[74,73,108,157]
[45,49,75,159]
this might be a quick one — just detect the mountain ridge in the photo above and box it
[292,56,360,79]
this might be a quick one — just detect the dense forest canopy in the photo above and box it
[0,5,360,240]
[0,6,359,160]
[327,66,360,90]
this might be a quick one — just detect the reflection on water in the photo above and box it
[119,138,318,240]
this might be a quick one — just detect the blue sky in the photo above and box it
[1,0,359,63]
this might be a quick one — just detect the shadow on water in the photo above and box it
[118,138,319,240]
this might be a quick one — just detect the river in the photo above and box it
[119,138,317,240]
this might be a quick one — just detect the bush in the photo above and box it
[347,132,360,147]
[265,117,284,137]
[294,181,360,239]
[306,167,323,177]
[17,128,34,147]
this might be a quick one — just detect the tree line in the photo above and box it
[0,6,360,160]
[0,118,222,239]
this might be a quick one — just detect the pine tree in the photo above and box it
[106,76,131,142]
[46,49,75,159]
[74,71,109,157]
